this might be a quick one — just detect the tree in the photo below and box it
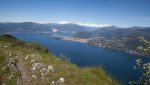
[130,37,150,85]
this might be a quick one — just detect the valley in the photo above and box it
[0,22,150,85]
[1,0,150,85]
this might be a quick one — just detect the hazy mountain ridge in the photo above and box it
[1,22,149,38]
[74,26,150,39]
[0,22,150,52]
[90,26,150,38]
[0,22,90,34]
[74,26,150,55]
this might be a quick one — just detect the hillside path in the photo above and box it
[15,55,31,85]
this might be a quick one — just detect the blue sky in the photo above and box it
[0,0,150,27]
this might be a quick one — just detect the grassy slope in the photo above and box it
[0,34,120,85]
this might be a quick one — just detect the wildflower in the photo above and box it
[25,55,29,61]
[31,75,37,79]
[2,83,6,85]
[9,53,12,56]
[41,73,45,79]
[135,59,142,66]
[51,81,55,85]
[9,74,14,79]
[31,66,36,71]
[138,46,143,50]
[4,45,8,48]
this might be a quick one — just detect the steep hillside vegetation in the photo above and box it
[0,34,120,85]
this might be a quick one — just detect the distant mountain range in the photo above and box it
[75,26,150,39]
[73,25,150,53]
[0,22,150,39]
[0,22,91,35]
[91,26,150,39]
[0,22,150,53]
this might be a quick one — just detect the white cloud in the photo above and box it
[76,23,112,28]
[57,21,112,27]
[58,21,70,24]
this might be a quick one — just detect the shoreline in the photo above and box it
[63,37,89,43]
[63,37,149,57]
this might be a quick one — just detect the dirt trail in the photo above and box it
[15,55,31,85]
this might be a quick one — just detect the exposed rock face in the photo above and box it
[51,77,65,85]
[47,65,54,73]
[6,58,16,69]
[32,63,46,70]
[40,68,47,73]
[31,62,55,79]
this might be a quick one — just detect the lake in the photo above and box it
[11,33,150,85]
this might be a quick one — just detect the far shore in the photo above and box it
[63,37,149,57]
[63,37,89,43]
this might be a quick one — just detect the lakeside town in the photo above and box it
[62,36,146,56]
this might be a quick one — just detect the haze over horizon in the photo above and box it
[0,0,150,27]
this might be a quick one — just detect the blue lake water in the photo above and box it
[11,33,150,85]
